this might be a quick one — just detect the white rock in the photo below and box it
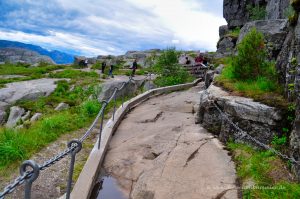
[6,106,25,128]
[55,103,69,111]
[21,111,31,121]
[30,113,42,122]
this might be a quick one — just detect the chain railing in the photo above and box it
[0,74,152,199]
[202,89,300,166]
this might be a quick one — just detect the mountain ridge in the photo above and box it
[0,40,74,64]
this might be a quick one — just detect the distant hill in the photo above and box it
[0,40,74,64]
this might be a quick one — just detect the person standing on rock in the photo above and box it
[101,61,106,73]
[109,64,114,78]
[131,59,138,77]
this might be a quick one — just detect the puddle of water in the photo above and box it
[90,169,127,199]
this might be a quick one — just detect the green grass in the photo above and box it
[0,62,67,76]
[228,142,300,198]
[0,101,101,168]
[48,69,98,79]
[226,27,240,38]
[215,63,288,108]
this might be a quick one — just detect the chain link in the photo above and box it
[203,89,300,165]
[0,75,152,198]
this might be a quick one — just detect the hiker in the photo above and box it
[132,59,138,77]
[195,53,204,64]
[101,61,106,73]
[108,64,114,78]
[185,57,191,65]
[84,59,88,67]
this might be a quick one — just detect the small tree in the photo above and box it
[154,47,191,86]
[232,28,269,80]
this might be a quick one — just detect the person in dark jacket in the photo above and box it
[132,59,138,77]
[109,64,114,78]
[101,61,106,73]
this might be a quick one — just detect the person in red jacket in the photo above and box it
[195,53,204,64]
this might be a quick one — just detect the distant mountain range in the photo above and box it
[0,40,74,64]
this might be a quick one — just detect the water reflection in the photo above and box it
[90,169,127,199]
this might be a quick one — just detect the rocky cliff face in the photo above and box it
[223,0,288,29]
[217,0,300,180]
[0,47,55,64]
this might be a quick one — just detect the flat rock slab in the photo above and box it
[0,78,65,104]
[103,86,238,199]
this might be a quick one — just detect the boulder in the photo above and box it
[21,111,31,121]
[215,64,224,74]
[0,78,62,105]
[219,25,229,38]
[55,103,70,111]
[216,36,237,55]
[98,76,148,101]
[238,19,288,59]
[204,70,215,89]
[197,85,283,145]
[0,47,54,64]
[30,113,42,122]
[0,101,9,111]
[6,106,25,128]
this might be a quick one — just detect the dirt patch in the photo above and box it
[267,159,296,183]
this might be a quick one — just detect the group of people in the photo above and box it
[100,59,138,78]
[101,61,114,78]
[185,53,208,67]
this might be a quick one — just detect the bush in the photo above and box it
[153,47,193,87]
[247,4,267,21]
[231,28,272,80]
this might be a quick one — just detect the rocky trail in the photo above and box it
[101,84,239,199]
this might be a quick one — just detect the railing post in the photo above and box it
[20,160,40,199]
[66,140,82,199]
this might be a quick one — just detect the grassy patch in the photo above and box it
[228,142,300,198]
[215,64,287,108]
[0,99,101,169]
[49,69,98,79]
[0,62,66,76]
[226,27,240,38]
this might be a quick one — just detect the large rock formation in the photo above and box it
[0,47,55,64]
[197,85,283,145]
[266,0,290,20]
[238,19,289,59]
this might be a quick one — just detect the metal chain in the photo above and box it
[203,89,300,165]
[0,75,152,198]
[0,172,31,199]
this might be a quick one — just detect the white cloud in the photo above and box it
[0,0,226,56]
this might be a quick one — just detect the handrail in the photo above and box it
[0,74,152,199]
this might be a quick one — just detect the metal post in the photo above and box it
[66,140,82,199]
[20,160,40,199]
[98,104,106,149]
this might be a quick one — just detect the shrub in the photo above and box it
[153,47,193,87]
[231,28,272,80]
[247,4,267,21]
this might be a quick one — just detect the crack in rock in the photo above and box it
[183,138,214,167]
[139,111,163,123]
[213,188,234,199]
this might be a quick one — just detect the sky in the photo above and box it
[0,0,226,56]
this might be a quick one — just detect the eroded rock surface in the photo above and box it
[0,78,62,104]
[197,85,283,145]
[103,85,238,199]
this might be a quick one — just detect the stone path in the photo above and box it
[103,85,239,199]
